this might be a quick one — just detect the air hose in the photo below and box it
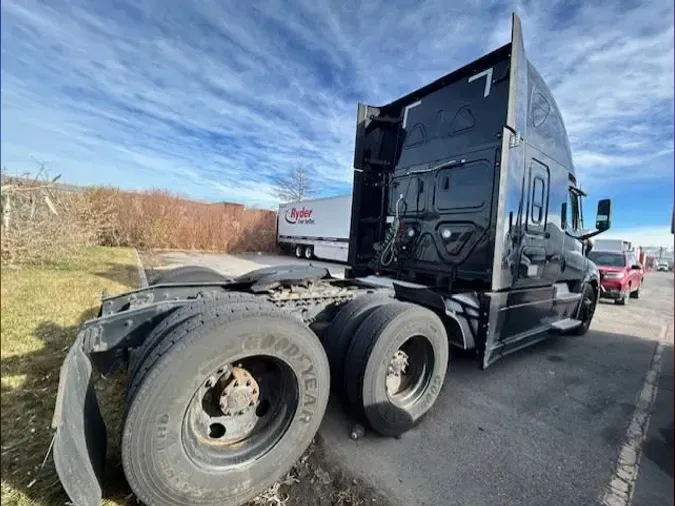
[376,194,404,268]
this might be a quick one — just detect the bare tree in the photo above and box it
[271,166,317,203]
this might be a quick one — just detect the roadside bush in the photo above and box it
[0,178,103,265]
[85,188,277,252]
[1,175,278,265]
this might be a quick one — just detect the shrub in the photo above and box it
[1,175,278,265]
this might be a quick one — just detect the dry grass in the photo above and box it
[1,175,278,268]
[1,246,139,506]
[82,188,277,253]
[0,246,389,506]
[1,179,106,266]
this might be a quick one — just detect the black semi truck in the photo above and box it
[51,14,611,506]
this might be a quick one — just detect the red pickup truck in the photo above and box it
[588,249,644,305]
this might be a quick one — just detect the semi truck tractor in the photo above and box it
[51,14,612,506]
[277,194,352,262]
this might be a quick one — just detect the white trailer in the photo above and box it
[277,195,352,262]
[593,238,632,252]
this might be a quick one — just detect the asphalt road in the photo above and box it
[148,251,674,506]
[321,272,673,506]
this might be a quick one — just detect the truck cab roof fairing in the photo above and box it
[508,13,575,175]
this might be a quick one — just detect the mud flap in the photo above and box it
[51,333,106,506]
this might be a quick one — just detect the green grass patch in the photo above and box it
[1,246,139,506]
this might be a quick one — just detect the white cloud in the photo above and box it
[1,0,673,209]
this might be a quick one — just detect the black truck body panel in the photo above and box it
[348,14,600,366]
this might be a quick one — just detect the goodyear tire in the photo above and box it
[149,265,231,285]
[122,302,329,506]
[343,301,449,437]
[126,291,263,401]
[322,294,391,395]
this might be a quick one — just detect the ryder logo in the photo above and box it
[285,207,314,225]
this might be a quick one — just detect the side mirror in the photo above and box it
[595,199,611,232]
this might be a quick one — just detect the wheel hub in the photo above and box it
[219,367,259,416]
[386,350,409,394]
[387,350,409,377]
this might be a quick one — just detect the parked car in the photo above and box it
[656,261,670,272]
[588,250,643,304]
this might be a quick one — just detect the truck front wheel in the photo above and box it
[122,303,330,506]
[571,283,597,335]
[343,301,449,437]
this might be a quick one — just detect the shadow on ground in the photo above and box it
[319,327,672,506]
[0,308,134,505]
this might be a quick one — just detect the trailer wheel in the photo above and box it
[323,294,391,396]
[343,301,449,437]
[123,302,329,506]
[294,245,305,258]
[149,265,231,285]
[126,291,263,402]
[304,245,314,259]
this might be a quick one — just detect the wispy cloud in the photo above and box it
[1,0,673,212]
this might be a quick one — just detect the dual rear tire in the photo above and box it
[294,244,314,259]
[123,299,330,506]
[123,267,448,505]
[324,297,449,437]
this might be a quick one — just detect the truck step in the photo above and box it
[550,318,583,331]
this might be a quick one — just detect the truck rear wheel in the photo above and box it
[323,294,391,396]
[122,303,329,506]
[149,265,231,285]
[304,245,314,259]
[294,245,304,258]
[126,292,262,400]
[343,301,449,437]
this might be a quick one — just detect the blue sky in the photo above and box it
[1,0,674,246]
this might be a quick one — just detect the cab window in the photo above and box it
[567,189,581,233]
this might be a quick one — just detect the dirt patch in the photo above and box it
[250,438,393,506]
